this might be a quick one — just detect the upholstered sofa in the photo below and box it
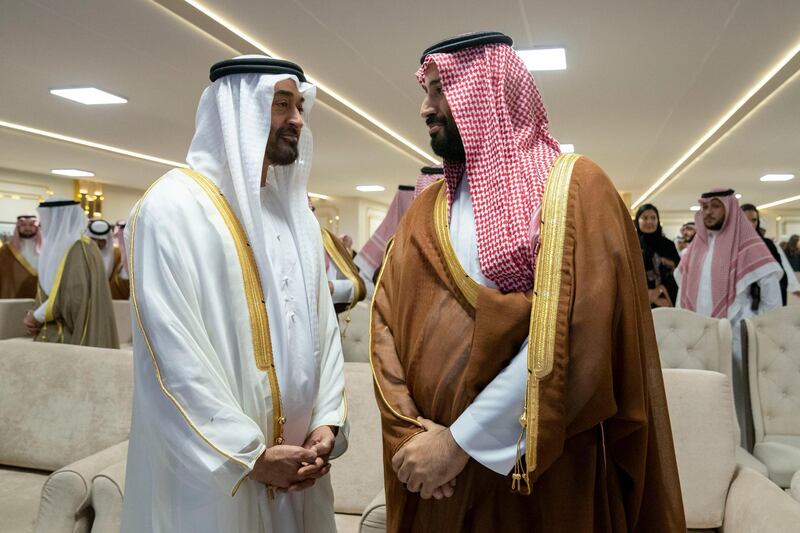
[338,301,370,363]
[0,339,132,532]
[652,308,768,476]
[744,306,800,488]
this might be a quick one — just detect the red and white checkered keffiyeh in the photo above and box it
[416,43,561,293]
[414,167,444,198]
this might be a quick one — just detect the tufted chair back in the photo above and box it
[745,306,800,442]
[744,306,800,488]
[338,301,370,363]
[652,308,733,377]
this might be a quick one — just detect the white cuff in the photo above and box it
[450,408,525,475]
[33,301,47,323]
[331,279,354,305]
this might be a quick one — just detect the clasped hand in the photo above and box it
[391,417,469,500]
[250,425,336,493]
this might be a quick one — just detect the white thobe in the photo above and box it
[446,177,528,475]
[775,242,800,295]
[122,170,347,533]
[18,238,39,270]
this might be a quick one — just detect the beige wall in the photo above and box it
[0,167,144,226]
[314,196,390,250]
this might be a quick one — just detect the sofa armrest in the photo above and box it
[35,441,128,533]
[753,440,800,488]
[735,446,768,477]
[791,471,800,503]
[90,459,126,533]
[722,466,800,533]
[359,490,386,533]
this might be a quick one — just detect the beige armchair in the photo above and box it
[652,308,766,476]
[663,369,800,531]
[744,306,800,488]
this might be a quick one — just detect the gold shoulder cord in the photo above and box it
[179,169,284,447]
[512,153,580,494]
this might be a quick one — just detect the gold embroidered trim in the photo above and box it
[180,168,284,447]
[321,228,365,309]
[78,239,92,346]
[368,238,424,429]
[6,242,37,277]
[433,181,479,309]
[523,153,580,479]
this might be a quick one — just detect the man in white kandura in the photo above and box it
[121,56,348,533]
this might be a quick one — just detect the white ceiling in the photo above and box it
[1,0,799,210]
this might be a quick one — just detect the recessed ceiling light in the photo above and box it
[50,87,127,105]
[735,193,742,199]
[690,206,701,212]
[517,48,567,71]
[51,169,95,177]
[759,174,794,182]
[356,185,385,192]
[559,143,575,153]
[308,192,331,200]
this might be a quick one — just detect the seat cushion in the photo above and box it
[791,470,800,503]
[0,299,34,341]
[0,466,49,533]
[360,490,386,533]
[753,440,800,488]
[735,446,768,477]
[334,513,362,533]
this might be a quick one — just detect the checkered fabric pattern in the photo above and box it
[416,43,561,292]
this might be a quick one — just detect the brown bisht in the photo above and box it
[0,243,37,298]
[34,237,119,348]
[370,154,685,532]
[321,227,366,313]
[109,246,130,300]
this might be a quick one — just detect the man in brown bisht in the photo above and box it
[0,214,40,298]
[109,220,131,299]
[23,197,118,348]
[370,32,684,532]
[322,228,367,314]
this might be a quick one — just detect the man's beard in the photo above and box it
[18,231,37,239]
[704,219,724,231]
[427,115,465,162]
[265,127,300,166]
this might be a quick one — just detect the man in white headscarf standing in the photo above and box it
[87,218,129,299]
[0,214,40,298]
[23,198,118,348]
[121,56,348,533]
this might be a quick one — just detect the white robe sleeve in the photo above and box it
[776,244,800,293]
[33,301,47,323]
[130,202,267,495]
[310,258,349,459]
[449,340,528,475]
[758,273,782,313]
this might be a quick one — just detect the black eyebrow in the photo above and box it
[274,90,305,103]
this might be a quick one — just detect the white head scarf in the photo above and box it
[37,197,87,295]
[186,55,323,362]
[87,219,115,277]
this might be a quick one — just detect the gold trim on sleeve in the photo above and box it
[179,168,284,447]
[321,228,365,309]
[518,153,580,492]
[368,239,424,429]
[432,180,479,308]
[6,242,38,277]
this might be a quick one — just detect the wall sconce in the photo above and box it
[74,180,104,218]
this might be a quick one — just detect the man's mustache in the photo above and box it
[425,115,447,127]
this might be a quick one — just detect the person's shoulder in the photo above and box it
[568,155,616,196]
[134,169,220,236]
